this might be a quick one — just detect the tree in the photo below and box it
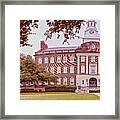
[20,54,42,89]
[38,72,58,85]
[20,20,39,47]
[20,20,85,47]
[44,20,85,44]
[20,54,58,88]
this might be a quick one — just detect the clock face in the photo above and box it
[89,29,95,34]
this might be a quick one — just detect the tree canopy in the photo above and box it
[20,20,39,47]
[44,20,85,44]
[20,20,85,47]
[20,54,58,85]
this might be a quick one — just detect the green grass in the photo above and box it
[20,92,100,100]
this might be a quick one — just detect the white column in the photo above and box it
[86,56,88,74]
[98,56,99,74]
[77,56,80,74]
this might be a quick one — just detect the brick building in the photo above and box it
[34,20,100,92]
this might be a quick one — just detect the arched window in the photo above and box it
[57,56,61,63]
[57,78,61,85]
[63,77,67,85]
[44,57,48,63]
[38,57,42,64]
[70,77,74,85]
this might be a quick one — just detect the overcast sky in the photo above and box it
[20,20,100,57]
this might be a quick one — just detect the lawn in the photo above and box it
[20,92,100,100]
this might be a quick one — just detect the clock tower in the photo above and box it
[83,20,100,43]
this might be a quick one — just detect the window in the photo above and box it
[45,67,49,72]
[38,57,42,64]
[70,55,74,62]
[44,57,48,63]
[57,78,61,85]
[81,65,85,73]
[70,66,74,73]
[63,66,67,73]
[89,64,97,74]
[57,56,61,63]
[81,56,85,62]
[63,56,67,63]
[63,77,67,85]
[70,77,74,85]
[91,56,95,62]
[50,56,54,63]
[50,67,54,73]
[57,67,61,73]
[82,80,84,84]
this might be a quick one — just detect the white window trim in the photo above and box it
[91,56,95,62]
[70,77,74,85]
[70,55,74,62]
[50,67,54,73]
[44,57,48,63]
[50,56,54,63]
[57,78,61,84]
[63,77,67,85]
[89,64,97,74]
[57,56,61,63]
[63,66,67,73]
[70,66,74,73]
[81,65,85,73]
[63,56,67,63]
[38,57,42,64]
[57,67,61,73]
[81,56,85,62]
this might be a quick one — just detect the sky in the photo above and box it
[20,20,100,57]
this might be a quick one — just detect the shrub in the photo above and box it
[45,85,76,92]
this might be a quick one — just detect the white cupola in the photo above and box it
[83,20,100,43]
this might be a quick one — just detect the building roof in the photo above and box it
[36,46,78,53]
[35,41,100,54]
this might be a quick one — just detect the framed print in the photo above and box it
[0,0,119,119]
